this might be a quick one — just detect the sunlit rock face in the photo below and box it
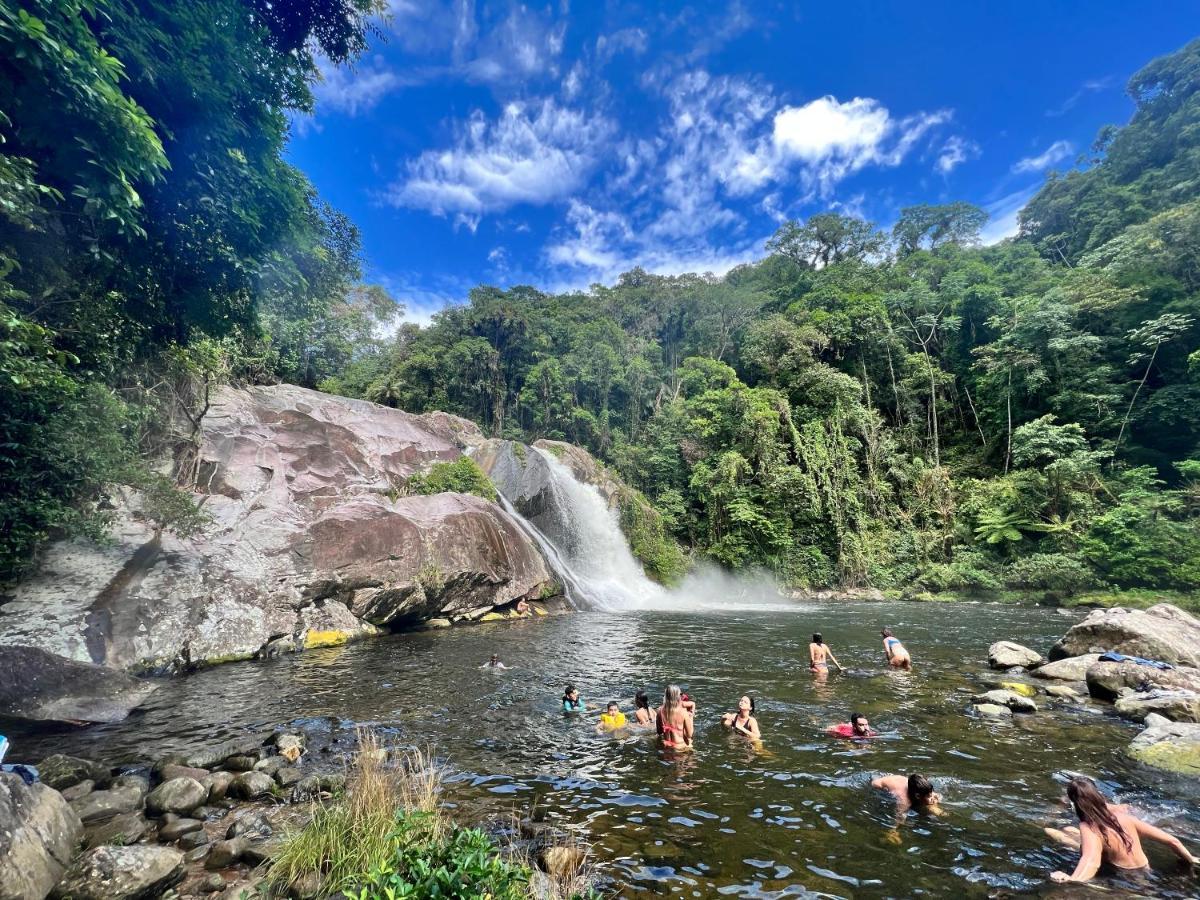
[0,385,556,678]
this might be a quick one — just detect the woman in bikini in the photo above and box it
[633,690,654,726]
[657,684,694,750]
[881,628,912,670]
[1046,776,1196,883]
[721,695,761,740]
[809,633,843,674]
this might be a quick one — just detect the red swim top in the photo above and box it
[829,723,877,738]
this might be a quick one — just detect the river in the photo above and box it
[12,599,1200,898]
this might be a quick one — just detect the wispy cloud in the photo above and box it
[596,27,648,62]
[312,55,408,116]
[1013,140,1074,173]
[386,99,615,223]
[1046,76,1115,117]
[980,183,1042,245]
[935,135,979,174]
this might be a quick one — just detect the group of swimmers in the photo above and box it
[494,621,1197,887]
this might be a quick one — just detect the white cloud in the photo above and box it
[1013,140,1074,173]
[1046,76,1115,117]
[596,27,648,62]
[980,184,1042,245]
[935,135,979,174]
[388,99,614,216]
[313,56,405,116]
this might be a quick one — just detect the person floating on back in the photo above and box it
[633,690,655,726]
[721,695,761,740]
[826,711,877,739]
[657,684,694,750]
[598,701,627,732]
[881,628,912,670]
[1045,776,1196,883]
[872,773,942,815]
[562,684,586,712]
[809,633,843,674]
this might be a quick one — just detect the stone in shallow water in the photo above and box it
[988,641,1043,670]
[1044,684,1084,700]
[973,703,1013,719]
[229,771,275,800]
[0,646,157,724]
[158,817,203,842]
[999,681,1037,698]
[1032,654,1102,681]
[1053,603,1200,667]
[973,689,1038,713]
[205,836,249,870]
[38,754,112,791]
[1115,690,1200,724]
[1127,714,1200,775]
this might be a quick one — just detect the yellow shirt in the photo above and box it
[600,711,627,729]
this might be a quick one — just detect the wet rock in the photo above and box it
[0,773,83,900]
[222,755,258,773]
[179,829,212,850]
[973,703,1013,719]
[61,779,95,802]
[226,811,272,839]
[229,771,275,800]
[205,837,249,870]
[1127,714,1200,776]
[84,811,148,849]
[276,767,303,788]
[999,681,1038,698]
[51,844,184,900]
[159,763,210,783]
[193,805,221,820]
[973,689,1038,713]
[199,873,226,894]
[988,641,1044,670]
[1115,690,1200,723]
[185,844,210,863]
[146,776,208,816]
[253,754,289,777]
[1085,660,1200,702]
[1044,684,1084,700]
[1032,654,1102,681]
[158,817,203,842]
[38,754,112,791]
[539,845,586,878]
[186,738,267,771]
[241,838,280,866]
[425,617,452,628]
[71,778,146,824]
[273,733,305,763]
[1052,603,1200,667]
[202,771,236,803]
[0,646,157,724]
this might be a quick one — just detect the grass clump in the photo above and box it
[407,457,498,502]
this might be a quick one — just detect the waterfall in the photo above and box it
[487,446,665,610]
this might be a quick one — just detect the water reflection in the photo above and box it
[9,601,1200,897]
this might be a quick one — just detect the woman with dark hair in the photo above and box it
[656,684,694,750]
[809,633,843,674]
[721,695,761,739]
[872,773,942,814]
[1046,776,1195,883]
[880,628,912,670]
[633,690,654,726]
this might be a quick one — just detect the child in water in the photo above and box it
[562,685,586,712]
[598,701,627,732]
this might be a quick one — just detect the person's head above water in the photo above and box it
[490,654,499,664]
[1066,776,1133,851]
[907,774,935,806]
[563,685,579,701]
[663,684,682,711]
[635,690,650,710]
[738,695,755,714]
[607,701,619,713]
[881,628,894,638]
[812,633,823,645]
[850,712,871,735]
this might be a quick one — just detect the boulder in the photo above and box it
[84,810,148,849]
[157,817,203,842]
[158,764,209,783]
[0,646,156,723]
[1051,604,1200,667]
[0,773,83,900]
[51,844,185,899]
[988,641,1044,670]
[999,681,1038,698]
[226,810,273,839]
[61,780,95,802]
[229,771,275,800]
[973,703,1013,719]
[1115,691,1200,723]
[973,689,1038,713]
[1085,660,1200,702]
[1127,714,1200,776]
[201,771,236,803]
[1044,684,1084,700]
[145,777,207,816]
[205,837,248,870]
[70,778,147,824]
[221,755,258,772]
[1032,654,1102,681]
[37,755,111,791]
[275,767,303,788]
[0,385,555,674]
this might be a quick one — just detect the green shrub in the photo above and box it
[406,457,497,502]
[616,487,687,584]
[1003,553,1098,593]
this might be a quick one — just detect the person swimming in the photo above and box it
[881,628,912,670]
[872,773,942,814]
[656,684,694,749]
[633,690,654,726]
[809,633,843,674]
[562,685,586,712]
[598,701,628,731]
[481,654,508,669]
[826,712,877,739]
[721,695,761,740]
[1045,776,1196,883]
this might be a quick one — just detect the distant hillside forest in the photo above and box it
[1,6,1198,595]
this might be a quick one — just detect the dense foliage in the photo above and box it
[335,39,1200,596]
[0,0,390,580]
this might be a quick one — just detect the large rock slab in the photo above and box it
[51,844,185,899]
[1031,654,1102,681]
[1051,604,1200,667]
[0,774,83,900]
[1127,714,1200,776]
[1115,691,1200,723]
[972,689,1038,713]
[1085,659,1200,702]
[0,646,156,724]
[0,385,557,673]
[988,641,1044,670]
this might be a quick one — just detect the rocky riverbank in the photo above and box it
[978,603,1200,776]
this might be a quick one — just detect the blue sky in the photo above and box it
[287,2,1200,323]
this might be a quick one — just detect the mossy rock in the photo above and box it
[1126,717,1200,776]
